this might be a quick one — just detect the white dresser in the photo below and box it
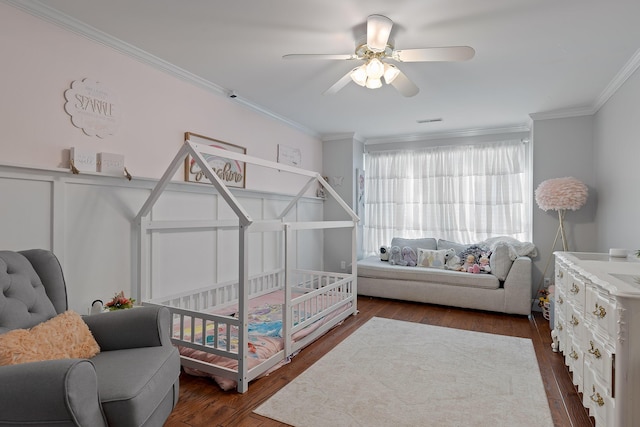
[553,252,640,427]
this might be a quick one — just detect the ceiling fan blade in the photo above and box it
[367,14,393,52]
[323,69,355,95]
[393,46,475,62]
[283,53,357,60]
[390,69,419,97]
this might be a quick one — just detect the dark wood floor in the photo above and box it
[165,296,594,427]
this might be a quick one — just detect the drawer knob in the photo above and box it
[558,271,564,279]
[593,304,606,319]
[569,349,579,360]
[590,386,605,407]
[588,341,602,359]
[570,283,580,294]
[570,315,579,326]
[558,296,564,305]
[557,323,563,331]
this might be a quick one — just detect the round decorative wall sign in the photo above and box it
[64,78,119,138]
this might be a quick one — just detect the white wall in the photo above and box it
[0,165,323,313]
[593,68,640,251]
[530,115,598,290]
[0,3,328,313]
[0,3,322,193]
[322,136,357,273]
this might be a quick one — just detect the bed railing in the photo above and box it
[288,269,352,330]
[147,269,284,311]
[146,268,355,389]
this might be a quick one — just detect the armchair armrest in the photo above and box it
[0,359,106,426]
[83,305,172,351]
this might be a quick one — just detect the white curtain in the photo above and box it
[363,140,530,255]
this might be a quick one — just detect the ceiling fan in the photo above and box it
[283,14,475,97]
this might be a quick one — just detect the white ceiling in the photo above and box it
[14,0,640,142]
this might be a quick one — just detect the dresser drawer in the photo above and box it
[555,264,566,289]
[555,306,567,353]
[566,303,585,343]
[584,332,614,393]
[566,336,584,391]
[566,271,586,310]
[586,286,616,341]
[584,367,615,427]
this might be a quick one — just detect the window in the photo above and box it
[363,139,530,255]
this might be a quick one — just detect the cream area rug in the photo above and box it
[255,317,554,427]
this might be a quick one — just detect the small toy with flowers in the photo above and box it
[105,291,136,311]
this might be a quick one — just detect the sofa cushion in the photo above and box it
[0,311,100,366]
[391,237,437,254]
[358,256,500,290]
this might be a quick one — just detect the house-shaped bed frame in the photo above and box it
[134,140,359,392]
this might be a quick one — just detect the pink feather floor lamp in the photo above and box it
[534,177,589,294]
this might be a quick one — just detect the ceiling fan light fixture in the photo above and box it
[367,14,393,52]
[350,65,368,86]
[365,58,385,79]
[365,77,382,89]
[383,63,400,84]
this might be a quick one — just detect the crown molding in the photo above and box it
[321,133,368,143]
[530,48,640,122]
[593,47,640,112]
[529,106,595,121]
[363,124,531,145]
[5,0,639,143]
[3,0,319,139]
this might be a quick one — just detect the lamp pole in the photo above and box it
[558,209,568,252]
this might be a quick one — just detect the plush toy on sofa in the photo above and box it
[443,248,461,270]
[388,245,404,265]
[459,254,480,273]
[478,253,491,273]
[401,246,417,267]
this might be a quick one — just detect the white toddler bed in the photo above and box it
[135,140,359,392]
[145,268,354,391]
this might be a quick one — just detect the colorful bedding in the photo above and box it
[175,290,349,390]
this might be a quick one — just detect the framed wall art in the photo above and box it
[184,132,246,188]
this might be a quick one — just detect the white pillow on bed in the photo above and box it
[417,248,448,269]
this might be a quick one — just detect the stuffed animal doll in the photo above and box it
[459,254,481,273]
[478,253,491,273]
[388,245,404,265]
[401,246,417,267]
[379,246,390,261]
[443,248,461,270]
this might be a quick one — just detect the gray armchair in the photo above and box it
[0,249,180,426]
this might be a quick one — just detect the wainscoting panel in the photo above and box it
[0,164,324,313]
[0,172,53,250]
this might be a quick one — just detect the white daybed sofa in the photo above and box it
[357,237,535,315]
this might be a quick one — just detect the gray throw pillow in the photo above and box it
[390,237,437,255]
[437,239,473,254]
